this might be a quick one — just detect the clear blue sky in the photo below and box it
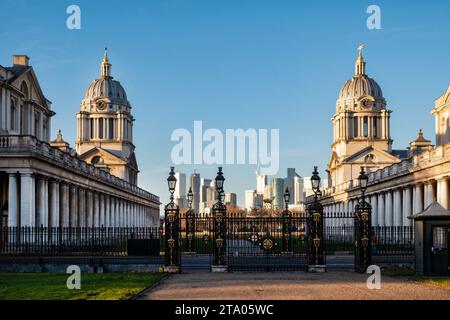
[1,0,449,206]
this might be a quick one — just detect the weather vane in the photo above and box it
[358,44,365,55]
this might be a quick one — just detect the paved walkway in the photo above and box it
[137,271,450,300]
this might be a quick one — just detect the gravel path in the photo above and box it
[137,271,450,300]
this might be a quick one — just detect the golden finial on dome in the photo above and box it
[100,47,111,78]
[103,47,109,64]
[357,44,365,60]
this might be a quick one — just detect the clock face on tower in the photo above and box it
[362,99,373,109]
[96,101,107,111]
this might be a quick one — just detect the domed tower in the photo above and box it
[76,49,138,185]
[327,45,401,187]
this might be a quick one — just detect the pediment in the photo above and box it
[343,146,402,164]
[78,147,127,165]
[10,67,50,109]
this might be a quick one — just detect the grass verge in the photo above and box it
[0,272,166,300]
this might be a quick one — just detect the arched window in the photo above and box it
[20,81,29,99]
[363,116,368,137]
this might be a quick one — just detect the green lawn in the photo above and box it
[412,276,450,288]
[0,272,166,300]
[382,267,450,288]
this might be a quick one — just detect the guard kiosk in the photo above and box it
[411,201,450,276]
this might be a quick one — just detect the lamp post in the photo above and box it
[354,166,372,273]
[307,166,326,272]
[164,167,181,273]
[185,187,195,254]
[211,167,227,272]
[282,187,292,253]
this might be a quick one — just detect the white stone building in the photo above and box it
[305,48,450,228]
[0,53,160,228]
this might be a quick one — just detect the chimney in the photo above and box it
[13,55,30,66]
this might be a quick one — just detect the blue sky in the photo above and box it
[1,0,449,206]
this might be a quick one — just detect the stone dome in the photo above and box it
[339,75,383,100]
[82,49,129,105]
[338,48,384,101]
[83,77,128,102]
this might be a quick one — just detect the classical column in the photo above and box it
[413,184,423,214]
[93,192,99,227]
[69,185,78,227]
[20,173,35,227]
[49,180,60,227]
[8,173,18,227]
[437,177,449,210]
[86,190,94,227]
[110,198,116,227]
[402,186,412,226]
[36,177,48,227]
[119,199,124,227]
[424,182,434,208]
[371,194,378,226]
[59,183,70,227]
[393,189,402,227]
[105,195,110,227]
[385,191,393,227]
[99,193,105,227]
[377,193,385,226]
[78,188,86,227]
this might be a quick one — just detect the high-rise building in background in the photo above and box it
[256,171,267,195]
[272,178,285,209]
[245,190,256,211]
[174,172,187,208]
[285,168,301,204]
[293,176,304,204]
[190,171,200,213]
[200,179,212,205]
[225,193,237,206]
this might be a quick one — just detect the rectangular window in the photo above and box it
[373,117,378,138]
[90,118,94,139]
[98,118,104,139]
[108,118,114,139]
[34,112,40,139]
[363,116,368,137]
[353,116,358,138]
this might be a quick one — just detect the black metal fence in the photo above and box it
[0,226,164,264]
[0,214,415,267]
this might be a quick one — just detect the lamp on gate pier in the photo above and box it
[167,166,177,203]
[358,166,368,200]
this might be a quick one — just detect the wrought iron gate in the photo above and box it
[226,213,308,271]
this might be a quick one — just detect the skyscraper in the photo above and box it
[256,171,267,195]
[272,178,285,210]
[245,190,256,211]
[174,172,187,208]
[225,193,237,206]
[293,175,304,205]
[200,178,212,207]
[286,168,300,204]
[190,171,200,214]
